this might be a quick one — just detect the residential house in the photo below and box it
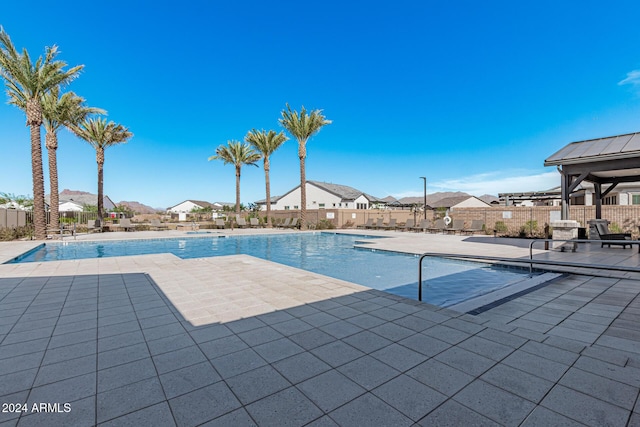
[167,200,223,214]
[257,181,382,211]
[45,192,116,212]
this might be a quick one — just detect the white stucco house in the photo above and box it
[257,181,381,211]
[167,200,223,214]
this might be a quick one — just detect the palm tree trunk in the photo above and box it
[235,166,241,216]
[264,157,272,228]
[27,98,46,240]
[97,148,105,220]
[46,132,59,229]
[299,141,307,230]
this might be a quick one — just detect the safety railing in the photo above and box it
[418,238,640,302]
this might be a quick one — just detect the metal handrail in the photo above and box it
[418,238,640,301]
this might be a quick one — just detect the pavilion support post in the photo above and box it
[594,183,602,219]
[560,169,570,220]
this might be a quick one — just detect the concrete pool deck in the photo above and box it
[0,229,639,426]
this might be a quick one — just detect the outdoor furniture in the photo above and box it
[87,219,101,233]
[236,218,248,228]
[119,218,136,232]
[460,219,485,235]
[379,218,397,230]
[427,219,447,233]
[411,219,429,232]
[446,219,465,234]
[285,218,299,229]
[215,219,226,229]
[250,218,261,228]
[150,219,168,230]
[278,218,292,229]
[595,222,632,249]
[357,219,374,229]
[398,218,415,231]
[372,218,385,229]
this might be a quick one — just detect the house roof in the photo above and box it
[430,195,492,208]
[307,181,381,202]
[168,200,221,210]
[45,193,116,210]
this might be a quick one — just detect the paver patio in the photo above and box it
[0,229,639,426]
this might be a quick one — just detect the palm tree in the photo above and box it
[208,140,260,216]
[245,129,288,228]
[42,87,105,228]
[71,118,132,220]
[0,27,83,239]
[279,104,331,230]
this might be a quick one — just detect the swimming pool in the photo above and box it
[9,233,537,307]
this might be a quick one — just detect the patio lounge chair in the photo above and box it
[215,219,226,229]
[250,218,261,228]
[399,218,415,232]
[278,218,292,229]
[119,218,136,232]
[446,219,465,234]
[427,219,446,233]
[379,218,397,230]
[411,219,429,232]
[460,219,484,235]
[87,219,102,233]
[150,219,168,230]
[372,218,385,229]
[595,222,633,249]
[285,218,299,229]
[357,219,374,229]
[236,218,248,228]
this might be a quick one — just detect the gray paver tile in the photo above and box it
[477,327,528,348]
[33,354,96,387]
[269,318,314,336]
[169,381,241,426]
[407,358,474,396]
[0,338,49,359]
[210,348,268,379]
[0,352,43,376]
[417,399,500,426]
[252,338,304,363]
[18,395,95,427]
[310,341,365,368]
[97,330,145,353]
[520,340,580,365]
[272,352,331,384]
[541,384,630,426]
[198,334,248,360]
[458,335,514,361]
[288,328,335,350]
[237,326,284,347]
[98,402,175,427]
[97,357,157,393]
[370,343,426,372]
[0,390,28,423]
[481,363,554,403]
[225,318,267,334]
[245,387,322,427]
[187,324,233,344]
[42,341,96,366]
[27,372,96,407]
[345,313,387,329]
[369,322,415,342]
[97,377,165,424]
[226,365,290,405]
[559,367,638,410]
[159,361,221,399]
[297,370,365,412]
[392,314,436,332]
[146,333,196,356]
[318,320,362,339]
[343,330,392,354]
[98,343,149,370]
[435,346,495,376]
[141,322,186,342]
[423,324,470,344]
[199,408,256,427]
[502,349,570,382]
[372,374,446,421]
[328,393,412,427]
[398,333,450,357]
[454,379,536,425]
[574,355,640,387]
[520,406,586,427]
[337,355,399,390]
[152,345,207,375]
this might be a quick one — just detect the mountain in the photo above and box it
[117,201,161,214]
[55,190,161,214]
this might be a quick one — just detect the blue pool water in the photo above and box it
[9,233,536,307]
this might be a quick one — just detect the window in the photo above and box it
[633,195,640,205]
[603,195,618,205]
[284,206,290,210]
[319,203,325,208]
[294,205,299,209]
[356,203,367,209]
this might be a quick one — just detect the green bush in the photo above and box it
[494,221,508,233]
[315,219,336,230]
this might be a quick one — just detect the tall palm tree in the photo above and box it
[71,118,132,220]
[0,27,83,239]
[42,87,105,228]
[279,104,331,230]
[208,140,260,216]
[245,129,288,228]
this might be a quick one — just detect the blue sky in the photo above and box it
[2,1,640,209]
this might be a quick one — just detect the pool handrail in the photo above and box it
[418,237,640,302]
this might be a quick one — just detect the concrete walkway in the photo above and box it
[0,230,639,426]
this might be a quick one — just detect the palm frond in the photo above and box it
[244,129,288,157]
[279,103,332,143]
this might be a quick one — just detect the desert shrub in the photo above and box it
[315,219,336,230]
[341,220,355,229]
[494,221,508,234]
[609,222,622,233]
[0,225,34,241]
